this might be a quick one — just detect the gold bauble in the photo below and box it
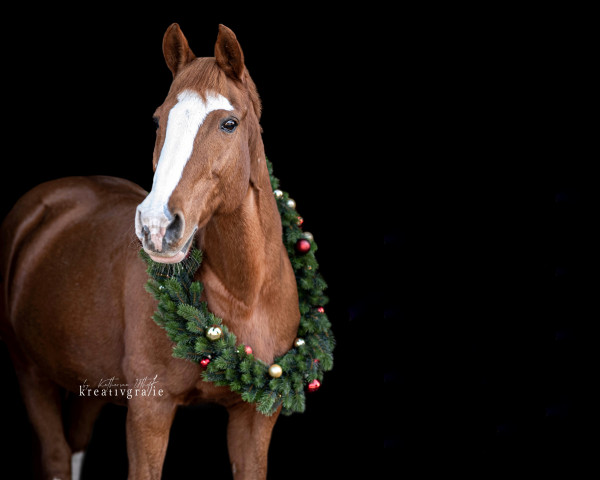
[268,364,283,378]
[206,325,223,341]
[294,337,305,347]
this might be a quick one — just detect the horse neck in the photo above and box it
[201,137,281,307]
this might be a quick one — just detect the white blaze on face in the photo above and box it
[136,89,233,245]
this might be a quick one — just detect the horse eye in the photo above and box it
[153,117,159,130]
[220,118,238,133]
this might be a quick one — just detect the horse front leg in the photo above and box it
[226,402,280,479]
[125,397,176,480]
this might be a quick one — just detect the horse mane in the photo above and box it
[174,57,262,121]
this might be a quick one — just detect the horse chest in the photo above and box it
[198,264,280,364]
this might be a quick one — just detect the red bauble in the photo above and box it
[295,238,311,254]
[244,345,253,355]
[200,358,211,367]
[317,307,325,314]
[307,379,321,392]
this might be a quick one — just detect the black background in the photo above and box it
[0,6,595,479]
[383,7,595,477]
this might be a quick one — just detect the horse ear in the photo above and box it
[214,24,245,81]
[163,23,196,77]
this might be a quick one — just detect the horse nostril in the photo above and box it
[164,213,184,245]
[141,225,150,237]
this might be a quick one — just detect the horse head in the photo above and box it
[136,24,263,263]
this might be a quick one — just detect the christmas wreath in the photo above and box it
[140,159,334,416]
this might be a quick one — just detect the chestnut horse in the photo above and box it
[0,24,300,479]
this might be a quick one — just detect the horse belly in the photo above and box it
[1,176,146,394]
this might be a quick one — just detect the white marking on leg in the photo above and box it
[136,89,233,241]
[71,450,85,480]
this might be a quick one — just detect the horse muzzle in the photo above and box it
[135,202,193,263]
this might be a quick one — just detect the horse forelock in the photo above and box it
[171,57,261,120]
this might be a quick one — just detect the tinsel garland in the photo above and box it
[140,159,334,416]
